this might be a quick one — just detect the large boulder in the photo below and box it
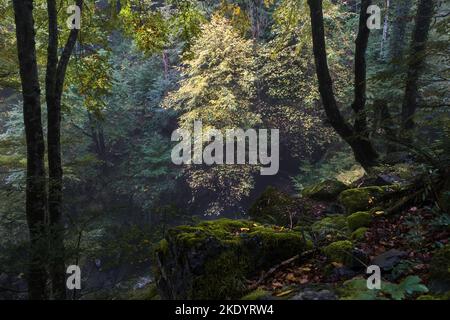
[154,219,311,299]
[322,241,368,269]
[346,211,372,231]
[371,249,407,271]
[338,186,394,214]
[301,179,348,201]
[322,240,354,266]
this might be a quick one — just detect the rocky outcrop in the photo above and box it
[154,219,311,299]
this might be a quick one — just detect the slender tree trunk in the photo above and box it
[388,0,411,64]
[352,0,372,135]
[249,0,262,39]
[46,0,65,300]
[46,0,83,299]
[162,50,169,79]
[12,0,48,300]
[380,0,390,60]
[307,0,378,170]
[401,0,436,135]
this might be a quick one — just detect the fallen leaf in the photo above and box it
[272,282,283,288]
[331,262,343,268]
[299,267,311,272]
[286,273,296,282]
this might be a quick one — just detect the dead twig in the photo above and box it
[248,249,316,290]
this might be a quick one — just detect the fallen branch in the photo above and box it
[248,249,316,290]
[385,189,424,216]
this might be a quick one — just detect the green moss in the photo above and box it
[241,288,270,300]
[338,186,391,214]
[302,179,348,201]
[322,240,354,265]
[168,219,251,248]
[156,219,309,299]
[157,239,169,255]
[246,227,311,269]
[194,250,249,299]
[351,227,368,241]
[347,212,372,231]
[311,215,348,232]
[337,277,380,300]
[311,215,349,242]
[248,186,295,226]
[417,293,450,300]
[0,154,26,168]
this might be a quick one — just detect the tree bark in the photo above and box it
[307,0,378,170]
[401,0,436,134]
[388,0,411,64]
[380,0,390,60]
[46,0,83,299]
[352,0,371,135]
[12,0,48,300]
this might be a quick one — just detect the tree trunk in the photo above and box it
[46,0,83,299]
[401,0,436,134]
[12,0,48,300]
[307,0,378,170]
[388,0,411,64]
[380,0,390,60]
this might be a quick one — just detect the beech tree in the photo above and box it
[307,0,378,170]
[12,0,48,300]
[12,0,83,299]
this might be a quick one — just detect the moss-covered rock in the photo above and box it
[322,240,354,266]
[351,227,368,241]
[155,219,310,299]
[248,186,296,226]
[347,212,372,231]
[429,244,450,293]
[338,186,393,214]
[301,179,348,201]
[311,215,349,243]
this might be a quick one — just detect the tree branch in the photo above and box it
[55,0,83,99]
[307,0,354,139]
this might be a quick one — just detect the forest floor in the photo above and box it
[147,162,450,301]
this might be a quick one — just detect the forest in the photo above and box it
[0,0,449,301]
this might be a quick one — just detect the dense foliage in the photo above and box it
[0,0,448,300]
